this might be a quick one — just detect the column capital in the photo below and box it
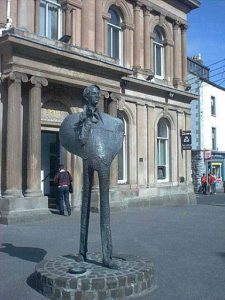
[173,19,182,29]
[181,23,188,31]
[100,90,109,100]
[110,92,121,102]
[143,6,152,16]
[133,3,141,11]
[2,72,28,83]
[159,14,166,25]
[30,76,48,88]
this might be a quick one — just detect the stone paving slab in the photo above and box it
[34,253,155,299]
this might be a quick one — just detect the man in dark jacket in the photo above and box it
[54,164,73,216]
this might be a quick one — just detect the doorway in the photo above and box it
[41,131,60,208]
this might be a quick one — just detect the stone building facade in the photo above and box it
[0,0,199,224]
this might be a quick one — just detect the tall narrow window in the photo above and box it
[39,0,61,40]
[108,6,123,65]
[212,127,216,150]
[157,118,169,180]
[153,26,165,78]
[118,115,128,183]
[211,96,216,116]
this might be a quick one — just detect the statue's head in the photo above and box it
[83,85,100,107]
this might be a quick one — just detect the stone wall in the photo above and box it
[191,150,205,192]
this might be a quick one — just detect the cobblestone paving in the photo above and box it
[35,252,155,299]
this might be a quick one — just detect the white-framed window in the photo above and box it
[39,0,62,40]
[118,115,128,184]
[153,26,165,79]
[212,127,217,150]
[157,118,169,181]
[108,6,123,65]
[211,96,216,116]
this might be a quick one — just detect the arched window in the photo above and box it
[118,115,128,184]
[157,118,169,181]
[39,0,62,40]
[108,6,123,65]
[153,26,165,78]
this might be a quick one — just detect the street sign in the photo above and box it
[181,130,192,150]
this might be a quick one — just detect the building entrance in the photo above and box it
[41,131,60,208]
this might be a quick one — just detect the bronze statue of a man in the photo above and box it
[59,85,124,268]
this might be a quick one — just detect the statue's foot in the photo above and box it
[76,253,87,262]
[103,259,119,269]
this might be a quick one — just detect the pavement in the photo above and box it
[0,193,225,300]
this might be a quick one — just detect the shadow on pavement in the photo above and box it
[26,272,38,291]
[0,243,47,263]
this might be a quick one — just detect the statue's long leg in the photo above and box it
[79,160,93,260]
[98,164,113,266]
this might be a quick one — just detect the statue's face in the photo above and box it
[88,86,99,106]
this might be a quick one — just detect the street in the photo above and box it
[0,193,225,300]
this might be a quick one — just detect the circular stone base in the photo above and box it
[34,253,155,299]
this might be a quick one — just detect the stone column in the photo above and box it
[95,0,103,53]
[173,21,182,87]
[3,72,28,197]
[164,40,173,84]
[108,93,119,186]
[25,76,48,197]
[34,0,40,33]
[0,0,7,28]
[150,33,155,72]
[181,24,188,86]
[147,104,155,185]
[71,8,76,44]
[65,4,72,36]
[103,14,110,55]
[144,8,151,71]
[133,4,141,68]
[17,0,27,29]
[81,0,89,49]
[137,104,147,186]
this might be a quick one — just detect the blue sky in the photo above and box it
[187,0,225,85]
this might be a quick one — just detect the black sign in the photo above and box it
[181,131,192,150]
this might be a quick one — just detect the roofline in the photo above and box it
[178,0,200,10]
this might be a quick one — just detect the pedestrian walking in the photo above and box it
[208,173,216,194]
[201,173,207,195]
[54,164,73,216]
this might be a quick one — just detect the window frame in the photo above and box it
[39,0,62,40]
[211,96,216,116]
[157,118,170,182]
[107,7,124,65]
[212,127,217,150]
[153,27,165,79]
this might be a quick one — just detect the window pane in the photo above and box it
[112,28,119,59]
[158,140,166,165]
[48,4,58,39]
[39,1,46,36]
[108,26,112,56]
[155,45,162,76]
[158,166,166,179]
[118,145,124,180]
[158,120,167,138]
[154,28,163,43]
[109,8,120,26]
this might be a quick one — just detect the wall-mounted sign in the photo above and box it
[181,130,192,150]
[204,150,212,160]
